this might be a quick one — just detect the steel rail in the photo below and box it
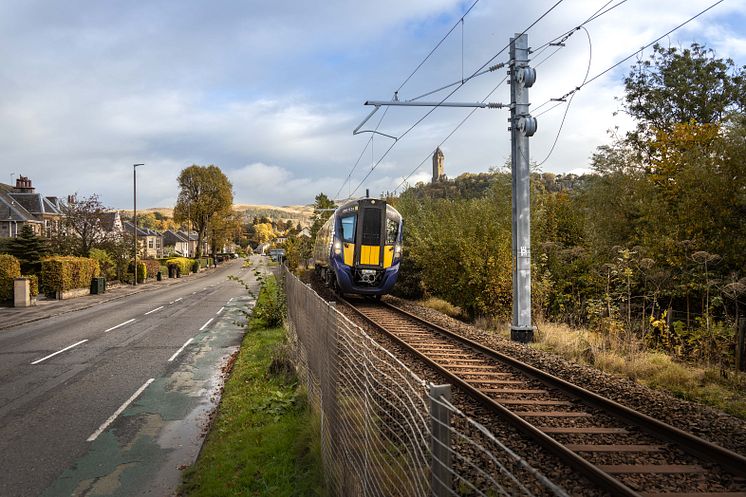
[342,297,746,497]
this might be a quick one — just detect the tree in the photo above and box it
[7,225,48,273]
[173,165,234,258]
[62,193,114,257]
[309,193,336,240]
[623,43,745,147]
[208,211,241,256]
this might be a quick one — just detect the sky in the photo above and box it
[1,0,744,209]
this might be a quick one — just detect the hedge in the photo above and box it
[22,274,39,297]
[142,259,161,280]
[41,256,100,295]
[166,257,195,275]
[0,254,21,301]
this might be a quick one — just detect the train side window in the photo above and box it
[341,216,356,243]
[386,218,398,244]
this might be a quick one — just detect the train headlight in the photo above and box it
[394,244,402,260]
[333,241,342,255]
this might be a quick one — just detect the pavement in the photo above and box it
[0,264,221,332]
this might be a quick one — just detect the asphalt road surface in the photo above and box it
[0,256,268,497]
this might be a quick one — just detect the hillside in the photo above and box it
[133,204,314,227]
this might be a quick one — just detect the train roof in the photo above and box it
[334,198,401,218]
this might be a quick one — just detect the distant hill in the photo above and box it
[133,204,314,227]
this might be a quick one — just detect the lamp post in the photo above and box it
[133,163,144,286]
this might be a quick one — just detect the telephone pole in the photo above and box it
[509,33,536,342]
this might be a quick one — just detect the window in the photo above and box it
[340,215,356,243]
[386,218,398,245]
[148,239,154,249]
[361,208,381,245]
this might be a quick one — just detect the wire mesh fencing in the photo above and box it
[282,267,568,497]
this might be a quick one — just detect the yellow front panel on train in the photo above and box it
[383,245,394,268]
[343,243,354,266]
[360,245,379,265]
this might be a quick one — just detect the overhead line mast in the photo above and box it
[356,34,537,343]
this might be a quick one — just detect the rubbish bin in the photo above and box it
[90,277,106,295]
[156,271,162,281]
[176,267,181,278]
[168,265,175,278]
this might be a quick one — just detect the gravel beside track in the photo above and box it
[384,295,746,457]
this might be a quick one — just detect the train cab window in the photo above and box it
[361,208,381,245]
[386,218,398,244]
[340,216,356,243]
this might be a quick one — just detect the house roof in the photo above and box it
[122,220,162,237]
[0,182,63,222]
[163,229,188,244]
[96,212,121,231]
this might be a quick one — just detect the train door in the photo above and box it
[355,201,385,268]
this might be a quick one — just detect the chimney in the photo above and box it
[14,175,35,193]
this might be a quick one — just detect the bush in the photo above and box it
[0,254,21,301]
[22,274,39,297]
[89,248,116,280]
[41,256,100,295]
[166,257,195,275]
[142,259,161,280]
[192,260,200,273]
[251,275,286,328]
[127,261,147,283]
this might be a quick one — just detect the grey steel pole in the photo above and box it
[133,164,144,286]
[509,34,535,342]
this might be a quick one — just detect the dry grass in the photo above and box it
[422,297,463,319]
[531,321,746,419]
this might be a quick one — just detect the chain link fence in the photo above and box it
[282,267,568,497]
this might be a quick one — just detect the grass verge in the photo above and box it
[532,321,746,419]
[181,277,324,496]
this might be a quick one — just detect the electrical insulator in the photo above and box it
[518,116,537,137]
[517,67,536,88]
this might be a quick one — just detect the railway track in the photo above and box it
[343,298,746,497]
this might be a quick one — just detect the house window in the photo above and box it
[148,239,154,249]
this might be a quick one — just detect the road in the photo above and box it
[0,255,268,497]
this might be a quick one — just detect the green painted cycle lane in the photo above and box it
[41,295,256,497]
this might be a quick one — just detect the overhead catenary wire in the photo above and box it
[347,0,568,199]
[335,0,482,199]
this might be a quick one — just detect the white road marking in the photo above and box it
[192,292,196,295]
[31,339,88,365]
[86,378,154,442]
[144,306,164,315]
[227,297,233,303]
[216,307,224,315]
[199,318,214,331]
[104,318,136,333]
[174,297,182,302]
[168,338,194,362]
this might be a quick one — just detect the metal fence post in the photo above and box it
[737,317,746,372]
[429,383,452,497]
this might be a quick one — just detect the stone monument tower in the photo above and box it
[432,147,445,182]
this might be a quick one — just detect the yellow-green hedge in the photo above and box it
[0,254,21,301]
[22,274,39,297]
[166,257,195,275]
[41,256,100,295]
[142,259,161,279]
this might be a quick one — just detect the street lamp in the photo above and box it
[133,163,144,286]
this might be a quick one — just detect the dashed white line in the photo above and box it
[168,338,194,362]
[174,297,183,302]
[199,318,214,331]
[216,307,224,315]
[31,339,88,365]
[104,318,136,333]
[227,297,234,303]
[86,378,154,442]
[144,306,164,315]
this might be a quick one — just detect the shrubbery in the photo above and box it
[89,248,116,280]
[251,275,286,328]
[41,256,100,295]
[142,259,161,279]
[0,254,21,302]
[166,257,195,275]
[22,274,39,297]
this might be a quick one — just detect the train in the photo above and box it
[313,198,403,296]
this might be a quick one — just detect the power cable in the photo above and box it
[336,0,481,198]
[347,0,568,199]
[394,76,509,192]
[535,26,592,167]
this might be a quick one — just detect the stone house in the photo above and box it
[0,177,64,238]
